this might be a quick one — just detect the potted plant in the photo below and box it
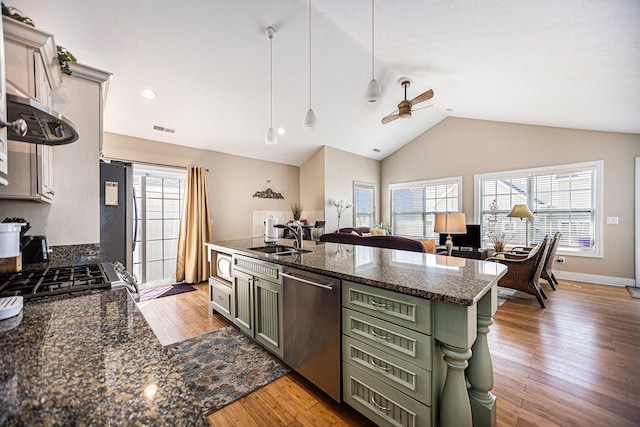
[290,203,303,222]
[488,232,508,253]
[373,223,392,235]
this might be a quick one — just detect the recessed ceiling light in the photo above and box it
[277,128,286,135]
[141,89,157,100]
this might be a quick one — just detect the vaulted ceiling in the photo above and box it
[7,0,640,166]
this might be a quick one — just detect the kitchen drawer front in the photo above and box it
[209,277,232,318]
[233,254,281,285]
[343,362,431,427]
[342,281,431,334]
[343,308,431,369]
[343,335,431,406]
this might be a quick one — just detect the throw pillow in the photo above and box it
[350,230,360,236]
[370,229,386,236]
[417,239,436,254]
[362,232,372,237]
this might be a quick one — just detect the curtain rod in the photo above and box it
[102,156,209,172]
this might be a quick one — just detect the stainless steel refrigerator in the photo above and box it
[99,160,135,271]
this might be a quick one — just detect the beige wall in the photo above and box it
[299,147,325,223]
[104,132,300,241]
[0,75,102,246]
[381,117,640,280]
[324,146,380,232]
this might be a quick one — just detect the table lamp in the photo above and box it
[507,204,534,247]
[434,213,467,256]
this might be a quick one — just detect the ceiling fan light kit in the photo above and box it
[264,26,278,145]
[364,0,382,106]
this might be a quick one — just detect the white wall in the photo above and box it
[103,132,300,241]
[381,117,640,280]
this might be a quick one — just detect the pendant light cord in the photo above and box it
[309,0,312,109]
[269,34,273,127]
[371,0,375,80]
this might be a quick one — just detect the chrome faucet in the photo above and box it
[275,223,303,249]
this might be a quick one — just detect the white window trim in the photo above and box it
[353,181,377,227]
[474,160,604,258]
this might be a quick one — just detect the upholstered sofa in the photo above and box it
[319,227,426,253]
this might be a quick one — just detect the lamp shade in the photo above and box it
[303,108,317,130]
[507,204,533,219]
[364,78,382,105]
[434,213,467,234]
[265,127,278,145]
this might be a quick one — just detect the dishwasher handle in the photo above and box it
[281,272,334,290]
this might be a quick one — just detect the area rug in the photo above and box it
[497,287,517,306]
[627,286,640,299]
[138,283,196,302]
[165,326,290,416]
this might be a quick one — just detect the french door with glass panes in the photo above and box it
[132,165,186,285]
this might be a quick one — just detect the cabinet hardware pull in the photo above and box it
[370,396,392,412]
[370,300,390,309]
[370,358,391,372]
[281,272,333,290]
[370,329,392,341]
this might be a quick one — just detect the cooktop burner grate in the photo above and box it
[0,264,111,300]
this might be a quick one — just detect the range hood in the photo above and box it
[3,80,79,145]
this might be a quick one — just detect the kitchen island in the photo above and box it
[206,238,507,427]
[0,289,207,426]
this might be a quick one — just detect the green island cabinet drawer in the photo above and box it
[342,281,431,334]
[209,277,232,317]
[343,361,431,427]
[342,307,432,369]
[343,335,431,406]
[232,254,282,284]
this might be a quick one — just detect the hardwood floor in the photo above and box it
[139,280,640,426]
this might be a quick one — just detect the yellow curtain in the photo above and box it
[176,166,214,283]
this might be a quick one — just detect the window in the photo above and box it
[475,161,603,257]
[390,177,462,238]
[353,182,376,228]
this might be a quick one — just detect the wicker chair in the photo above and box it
[487,236,550,308]
[504,232,562,290]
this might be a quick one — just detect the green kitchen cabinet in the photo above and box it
[231,254,283,358]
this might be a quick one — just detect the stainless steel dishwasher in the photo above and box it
[281,267,341,402]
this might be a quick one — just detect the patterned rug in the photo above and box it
[139,284,196,302]
[165,326,290,416]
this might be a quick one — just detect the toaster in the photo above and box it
[21,235,49,263]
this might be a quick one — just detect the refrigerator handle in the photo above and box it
[132,191,139,252]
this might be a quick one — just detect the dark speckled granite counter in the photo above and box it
[0,289,207,426]
[207,238,507,306]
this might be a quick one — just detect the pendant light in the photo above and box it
[303,0,317,131]
[265,27,278,145]
[364,0,382,105]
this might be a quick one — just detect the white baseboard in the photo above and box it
[555,271,636,287]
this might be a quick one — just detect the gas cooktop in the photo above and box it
[0,264,111,300]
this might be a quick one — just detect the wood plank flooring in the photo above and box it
[139,280,640,426]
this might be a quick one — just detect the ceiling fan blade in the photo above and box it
[410,89,434,105]
[411,104,435,112]
[381,113,401,124]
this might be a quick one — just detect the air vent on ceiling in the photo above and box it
[153,125,176,133]
[373,148,381,152]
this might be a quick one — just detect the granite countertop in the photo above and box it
[0,289,208,426]
[206,238,507,306]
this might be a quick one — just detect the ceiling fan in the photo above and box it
[381,78,434,125]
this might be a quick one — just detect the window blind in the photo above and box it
[353,182,376,228]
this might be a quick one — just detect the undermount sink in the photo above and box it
[248,245,312,255]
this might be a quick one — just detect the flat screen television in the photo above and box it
[438,224,482,249]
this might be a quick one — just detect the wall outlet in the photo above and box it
[557,256,565,263]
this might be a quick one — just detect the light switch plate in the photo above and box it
[606,216,619,225]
